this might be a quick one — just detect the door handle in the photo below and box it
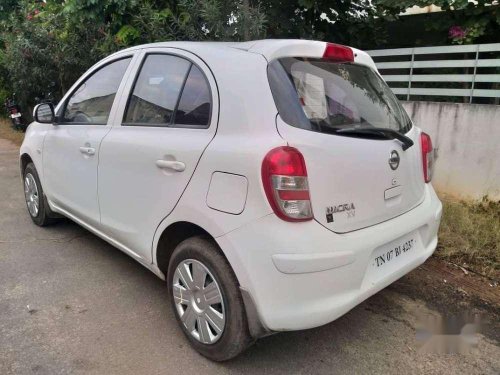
[156,160,185,172]
[79,146,95,155]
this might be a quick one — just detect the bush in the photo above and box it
[438,196,500,277]
[0,0,268,115]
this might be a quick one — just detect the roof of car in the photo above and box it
[111,39,376,70]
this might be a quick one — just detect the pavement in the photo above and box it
[0,137,499,374]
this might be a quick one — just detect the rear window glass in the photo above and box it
[268,58,412,135]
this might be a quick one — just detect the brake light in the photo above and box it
[323,43,354,62]
[420,132,434,183]
[261,147,313,222]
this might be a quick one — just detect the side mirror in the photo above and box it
[33,103,55,124]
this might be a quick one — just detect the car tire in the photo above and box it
[23,162,58,226]
[168,236,253,361]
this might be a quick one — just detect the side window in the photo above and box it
[173,65,211,127]
[124,54,191,126]
[63,58,131,124]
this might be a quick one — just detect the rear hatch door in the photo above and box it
[277,119,424,233]
[269,57,425,233]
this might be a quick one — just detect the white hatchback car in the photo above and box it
[21,39,442,361]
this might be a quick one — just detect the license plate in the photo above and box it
[10,113,21,118]
[373,237,415,269]
[365,232,420,285]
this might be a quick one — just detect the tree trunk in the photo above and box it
[242,0,250,41]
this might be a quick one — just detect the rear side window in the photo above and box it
[174,65,211,127]
[124,54,212,128]
[268,58,412,135]
[63,58,131,125]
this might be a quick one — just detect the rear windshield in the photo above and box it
[268,58,412,135]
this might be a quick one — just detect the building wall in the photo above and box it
[402,101,500,200]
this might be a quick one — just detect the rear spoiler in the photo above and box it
[236,39,378,71]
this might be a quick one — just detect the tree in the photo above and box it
[1,0,106,115]
[111,0,267,48]
[0,0,19,21]
[261,0,387,48]
[374,0,500,44]
[0,0,267,117]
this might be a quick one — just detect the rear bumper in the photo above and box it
[216,184,442,332]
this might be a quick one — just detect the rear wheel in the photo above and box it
[23,162,58,226]
[167,236,252,361]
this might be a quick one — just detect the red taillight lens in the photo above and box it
[262,147,313,222]
[323,43,354,62]
[420,132,434,183]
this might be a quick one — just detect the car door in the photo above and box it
[98,49,218,262]
[43,56,134,227]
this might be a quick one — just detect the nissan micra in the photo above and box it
[21,39,442,361]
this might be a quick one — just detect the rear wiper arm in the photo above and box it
[336,127,414,151]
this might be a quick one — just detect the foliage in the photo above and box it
[180,0,267,41]
[438,196,500,277]
[110,0,268,47]
[374,0,500,45]
[0,48,9,109]
[0,0,106,115]
[0,0,267,117]
[0,0,498,118]
[0,0,19,22]
[261,0,386,48]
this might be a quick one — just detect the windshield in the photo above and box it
[268,58,412,135]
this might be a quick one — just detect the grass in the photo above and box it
[0,117,25,146]
[437,196,500,278]
[0,118,498,277]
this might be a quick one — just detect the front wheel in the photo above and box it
[23,163,58,226]
[167,237,252,361]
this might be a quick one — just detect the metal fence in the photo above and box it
[367,43,500,103]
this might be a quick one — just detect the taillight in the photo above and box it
[261,147,313,222]
[420,132,434,183]
[323,43,354,62]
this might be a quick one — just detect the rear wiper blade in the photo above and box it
[336,127,414,151]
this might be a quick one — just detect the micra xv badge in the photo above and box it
[326,203,356,223]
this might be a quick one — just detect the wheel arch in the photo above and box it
[155,221,216,277]
[154,220,270,339]
[20,153,33,173]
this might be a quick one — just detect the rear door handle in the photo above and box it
[156,160,185,172]
[79,146,95,155]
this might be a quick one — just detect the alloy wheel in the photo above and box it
[24,173,39,217]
